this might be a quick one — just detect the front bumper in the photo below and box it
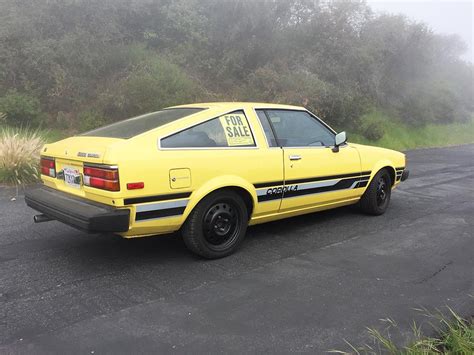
[401,169,409,181]
[25,186,130,233]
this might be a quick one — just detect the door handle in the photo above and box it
[289,155,302,161]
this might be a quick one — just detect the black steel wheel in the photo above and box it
[359,169,392,215]
[182,190,248,259]
[202,201,241,251]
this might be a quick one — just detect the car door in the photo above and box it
[257,109,365,213]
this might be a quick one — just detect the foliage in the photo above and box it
[0,126,44,185]
[349,113,474,151]
[359,112,386,140]
[0,0,471,130]
[77,110,107,132]
[0,91,44,126]
[330,307,474,354]
[99,56,200,120]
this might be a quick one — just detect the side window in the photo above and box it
[264,110,335,147]
[256,110,278,147]
[161,110,255,148]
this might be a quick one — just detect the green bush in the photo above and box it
[0,91,45,127]
[399,92,435,126]
[359,113,386,141]
[78,110,107,132]
[101,56,199,119]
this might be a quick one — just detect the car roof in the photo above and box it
[167,102,305,110]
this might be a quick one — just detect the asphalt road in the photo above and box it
[1,145,473,354]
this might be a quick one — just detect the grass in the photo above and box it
[0,126,45,186]
[348,112,474,151]
[330,307,474,354]
[41,128,66,143]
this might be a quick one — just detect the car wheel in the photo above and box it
[359,169,392,215]
[182,190,248,259]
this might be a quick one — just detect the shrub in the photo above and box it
[78,110,107,132]
[0,127,44,186]
[0,91,45,126]
[359,113,386,141]
[101,56,199,119]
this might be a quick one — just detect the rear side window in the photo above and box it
[81,108,204,139]
[161,110,256,148]
[256,110,278,147]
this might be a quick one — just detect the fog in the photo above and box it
[0,0,472,136]
[369,0,473,62]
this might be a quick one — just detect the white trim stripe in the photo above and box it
[136,199,189,213]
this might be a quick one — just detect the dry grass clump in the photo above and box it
[0,126,44,186]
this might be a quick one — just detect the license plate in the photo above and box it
[63,167,82,188]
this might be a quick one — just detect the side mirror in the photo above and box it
[332,131,347,152]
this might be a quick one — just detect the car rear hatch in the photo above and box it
[41,136,124,199]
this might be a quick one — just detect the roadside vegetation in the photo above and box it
[0,0,471,132]
[0,0,473,186]
[332,307,474,355]
[349,113,474,151]
[0,126,44,186]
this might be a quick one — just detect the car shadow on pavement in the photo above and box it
[57,205,360,269]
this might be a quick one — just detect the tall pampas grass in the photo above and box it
[0,126,44,186]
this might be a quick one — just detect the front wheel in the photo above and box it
[181,190,248,259]
[359,169,392,215]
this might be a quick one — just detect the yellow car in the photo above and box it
[26,102,409,258]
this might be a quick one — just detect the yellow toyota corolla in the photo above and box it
[26,102,409,258]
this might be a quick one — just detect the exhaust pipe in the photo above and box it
[34,214,53,223]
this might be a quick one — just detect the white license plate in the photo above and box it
[63,167,81,188]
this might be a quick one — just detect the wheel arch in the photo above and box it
[370,161,396,186]
[182,176,257,222]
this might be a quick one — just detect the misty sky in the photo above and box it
[368,0,473,62]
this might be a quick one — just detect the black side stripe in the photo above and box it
[356,180,369,188]
[254,171,372,189]
[258,193,283,202]
[396,169,404,182]
[282,177,361,199]
[136,206,186,221]
[285,171,371,185]
[125,192,192,205]
[256,176,371,202]
[254,181,285,189]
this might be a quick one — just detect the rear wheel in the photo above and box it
[182,190,248,259]
[359,169,392,215]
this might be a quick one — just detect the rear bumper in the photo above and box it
[25,186,130,233]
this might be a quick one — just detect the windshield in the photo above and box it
[81,108,205,139]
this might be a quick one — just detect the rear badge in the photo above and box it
[77,152,101,158]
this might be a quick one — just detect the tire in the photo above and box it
[359,169,392,215]
[181,190,248,259]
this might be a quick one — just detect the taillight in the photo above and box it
[40,157,56,177]
[83,165,120,191]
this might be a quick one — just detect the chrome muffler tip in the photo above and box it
[33,214,53,223]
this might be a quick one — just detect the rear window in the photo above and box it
[81,108,205,139]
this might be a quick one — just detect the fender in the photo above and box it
[181,175,258,221]
[367,159,397,186]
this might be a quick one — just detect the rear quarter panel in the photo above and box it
[109,107,283,237]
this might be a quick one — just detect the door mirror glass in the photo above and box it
[335,131,347,146]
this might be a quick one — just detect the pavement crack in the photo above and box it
[415,261,453,284]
